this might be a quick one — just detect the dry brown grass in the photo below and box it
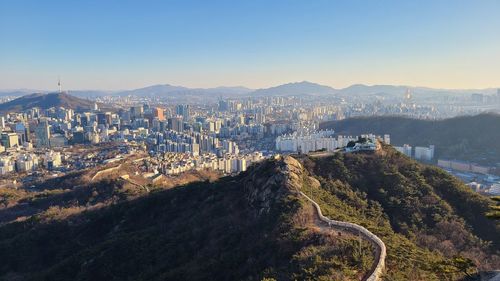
[39,205,86,222]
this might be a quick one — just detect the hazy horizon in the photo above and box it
[1,80,500,94]
[1,0,500,90]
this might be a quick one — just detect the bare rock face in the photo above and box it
[243,156,305,216]
[281,156,304,189]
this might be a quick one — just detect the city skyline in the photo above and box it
[1,0,500,90]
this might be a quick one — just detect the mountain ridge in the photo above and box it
[2,81,498,98]
[250,81,337,96]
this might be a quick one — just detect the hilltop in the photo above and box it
[0,92,97,113]
[0,147,498,280]
[250,81,337,96]
[320,113,500,165]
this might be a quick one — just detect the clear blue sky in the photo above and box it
[1,0,499,90]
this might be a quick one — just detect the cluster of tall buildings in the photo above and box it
[152,129,239,157]
[3,85,496,180]
[0,116,53,150]
[0,102,190,150]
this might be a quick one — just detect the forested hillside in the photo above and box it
[0,147,498,280]
[297,145,500,280]
[319,113,500,165]
[0,158,375,281]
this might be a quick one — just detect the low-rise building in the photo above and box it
[394,144,412,157]
[414,145,435,161]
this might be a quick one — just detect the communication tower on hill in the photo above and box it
[405,89,412,100]
[58,76,62,93]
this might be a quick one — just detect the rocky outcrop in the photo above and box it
[243,156,304,215]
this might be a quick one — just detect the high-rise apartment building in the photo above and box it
[35,119,51,147]
[130,106,144,119]
[168,117,184,132]
[153,107,165,121]
[176,104,191,120]
[1,133,19,148]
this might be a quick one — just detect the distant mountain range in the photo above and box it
[0,92,97,113]
[114,84,253,98]
[1,81,498,99]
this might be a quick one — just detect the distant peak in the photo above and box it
[287,81,322,86]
